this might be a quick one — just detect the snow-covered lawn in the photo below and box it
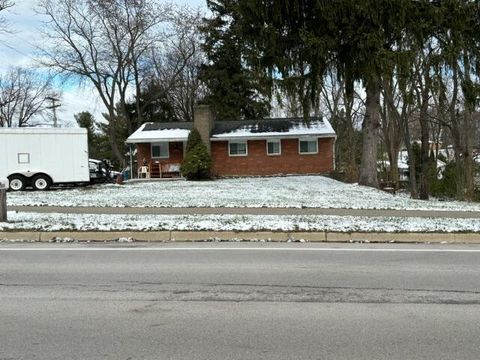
[1,211,480,233]
[6,176,480,211]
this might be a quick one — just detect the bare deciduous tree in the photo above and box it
[38,0,202,166]
[0,0,12,10]
[320,69,363,183]
[381,70,418,198]
[0,67,52,127]
[90,0,172,134]
[380,76,405,188]
[432,52,478,201]
[0,0,13,13]
[0,0,13,33]
[38,0,139,164]
[147,10,205,122]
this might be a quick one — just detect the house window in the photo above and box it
[267,140,281,156]
[299,139,318,154]
[151,143,169,158]
[229,142,248,156]
[18,153,30,164]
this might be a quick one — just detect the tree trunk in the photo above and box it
[106,110,125,168]
[463,152,475,201]
[418,100,430,200]
[403,118,418,199]
[452,113,475,201]
[389,148,399,187]
[109,136,124,168]
[452,54,476,201]
[345,126,358,183]
[359,78,380,188]
[455,154,475,201]
[344,92,358,183]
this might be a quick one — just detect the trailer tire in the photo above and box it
[8,175,27,192]
[32,174,52,191]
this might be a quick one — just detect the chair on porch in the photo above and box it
[138,166,150,179]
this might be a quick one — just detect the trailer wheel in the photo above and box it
[32,175,52,191]
[8,175,26,192]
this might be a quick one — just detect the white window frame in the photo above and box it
[151,142,170,159]
[266,139,281,156]
[18,153,30,164]
[228,141,248,157]
[298,138,318,155]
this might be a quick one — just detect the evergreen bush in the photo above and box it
[430,162,457,199]
[185,128,203,153]
[181,129,213,180]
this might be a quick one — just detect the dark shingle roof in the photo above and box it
[211,117,324,136]
[127,117,336,144]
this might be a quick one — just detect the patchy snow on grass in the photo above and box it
[6,176,480,211]
[1,211,480,233]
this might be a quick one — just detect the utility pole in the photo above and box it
[0,183,6,222]
[46,96,61,127]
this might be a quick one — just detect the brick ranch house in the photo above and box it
[126,106,337,178]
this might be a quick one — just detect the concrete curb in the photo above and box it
[1,230,480,244]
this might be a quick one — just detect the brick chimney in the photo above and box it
[193,105,215,153]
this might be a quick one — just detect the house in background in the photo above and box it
[126,106,337,178]
[379,151,447,183]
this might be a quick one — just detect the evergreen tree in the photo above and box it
[74,111,106,161]
[181,128,213,180]
[222,0,440,189]
[433,0,480,200]
[200,0,271,120]
[75,112,96,150]
[75,110,128,169]
[99,111,129,169]
[185,128,203,153]
[125,82,180,126]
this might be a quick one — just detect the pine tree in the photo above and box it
[75,112,96,155]
[181,128,213,180]
[225,0,438,189]
[125,82,179,125]
[200,0,271,120]
[74,111,108,161]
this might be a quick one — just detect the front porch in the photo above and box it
[125,122,193,180]
[136,141,186,179]
[127,176,186,183]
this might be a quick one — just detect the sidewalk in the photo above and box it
[7,205,480,218]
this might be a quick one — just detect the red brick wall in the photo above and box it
[136,143,151,166]
[211,138,335,177]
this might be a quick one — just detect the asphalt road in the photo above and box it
[1,243,480,360]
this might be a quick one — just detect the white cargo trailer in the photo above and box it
[0,128,90,191]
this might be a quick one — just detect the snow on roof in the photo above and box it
[126,122,192,143]
[380,160,409,170]
[126,118,337,143]
[474,154,480,164]
[210,118,336,140]
[381,158,446,171]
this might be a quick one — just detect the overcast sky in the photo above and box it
[0,0,205,127]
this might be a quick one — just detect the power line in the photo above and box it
[0,38,38,62]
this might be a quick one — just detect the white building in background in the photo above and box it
[379,150,447,182]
